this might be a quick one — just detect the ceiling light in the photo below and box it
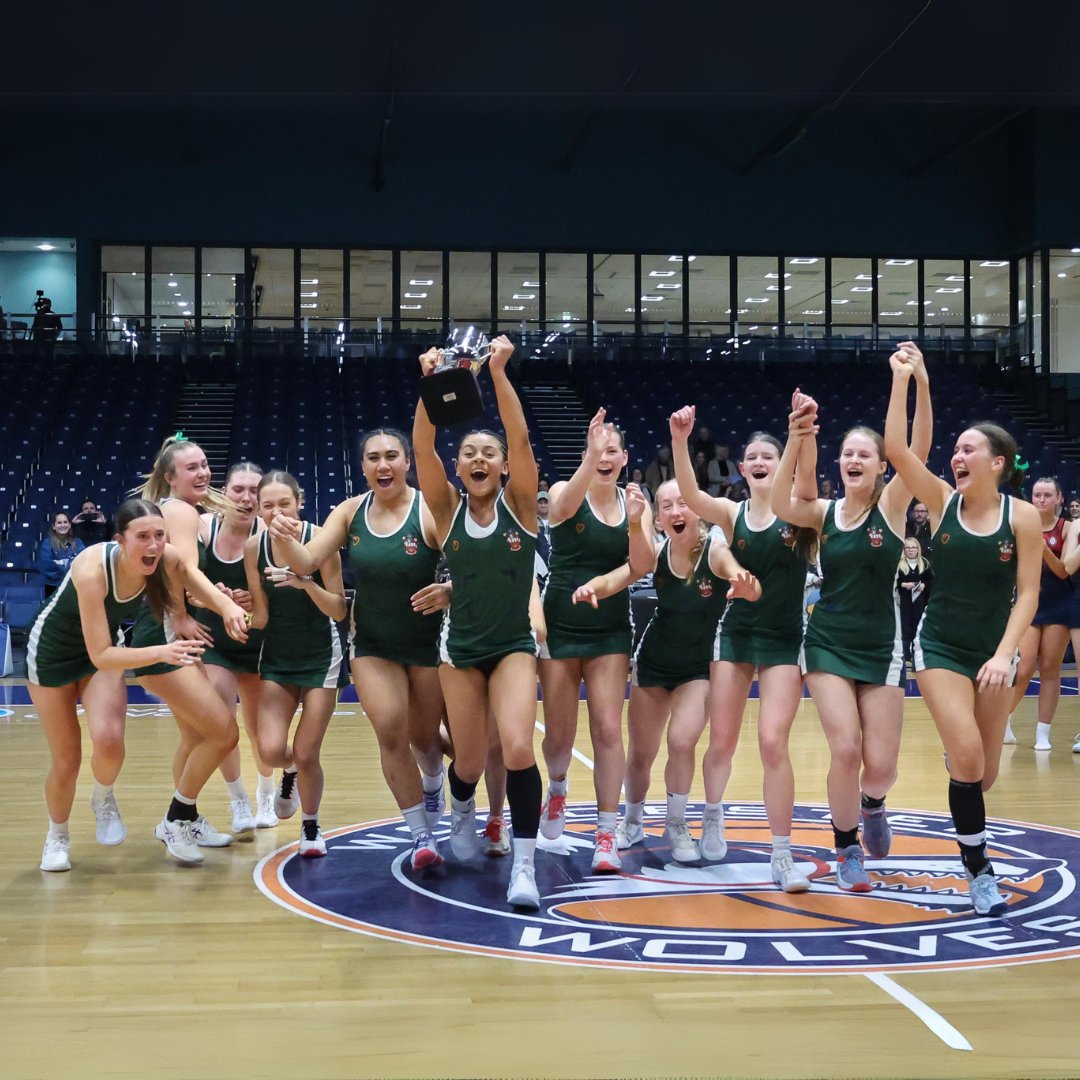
[512,293,535,300]
[1071,249,1080,255]
[668,255,697,262]
[1058,272,1068,278]
[300,303,317,309]
[521,280,541,288]
[941,306,950,312]
[880,311,903,316]
[765,272,792,279]
[885,259,915,266]
[748,325,760,331]
[979,261,1008,267]
[788,257,819,265]
[850,286,873,293]
[300,291,319,298]
[744,298,770,304]
[503,305,525,311]
[400,304,422,310]
[944,275,966,282]
[649,270,676,278]
[655,283,681,290]
[833,299,850,305]
[765,285,791,292]
[640,295,664,302]
[168,280,178,287]
[174,292,182,297]
[935,287,961,294]
[182,309,192,316]
[301,278,320,285]
[404,292,428,299]
[801,309,825,315]
[409,279,433,286]
[624,307,636,313]
[37,243,55,251]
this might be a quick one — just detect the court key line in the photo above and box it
[534,718,974,1052]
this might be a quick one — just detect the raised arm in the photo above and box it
[413,348,460,539]
[880,342,935,525]
[625,482,656,576]
[883,352,951,522]
[488,335,538,529]
[547,407,608,526]
[670,406,734,533]
[771,389,827,530]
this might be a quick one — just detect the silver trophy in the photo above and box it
[420,325,493,425]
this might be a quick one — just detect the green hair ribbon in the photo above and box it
[173,431,188,442]
[1014,454,1029,473]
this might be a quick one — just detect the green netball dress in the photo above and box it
[258,522,343,689]
[801,500,906,686]
[348,490,442,668]
[715,504,806,667]
[633,535,729,690]
[130,498,191,677]
[196,515,263,675]
[913,492,1018,680]
[543,490,633,659]
[439,492,537,669]
[27,543,146,687]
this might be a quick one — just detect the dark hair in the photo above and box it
[969,422,1024,491]
[741,431,783,460]
[581,423,626,453]
[361,427,412,460]
[224,461,264,486]
[457,428,507,457]
[49,510,77,551]
[742,431,818,564]
[258,470,303,504]
[115,498,172,621]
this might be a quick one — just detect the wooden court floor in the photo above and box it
[2,682,1080,1080]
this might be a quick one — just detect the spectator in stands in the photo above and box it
[72,499,111,547]
[37,512,85,595]
[693,425,716,463]
[693,449,710,490]
[538,477,550,493]
[630,466,652,506]
[707,444,738,497]
[906,499,933,555]
[535,490,552,588]
[897,538,933,662]
[818,477,835,500]
[728,480,749,502]
[1068,496,1080,521]
[30,296,63,356]
[644,444,675,496]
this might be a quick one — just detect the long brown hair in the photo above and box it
[743,430,819,565]
[969,422,1025,492]
[134,434,234,513]
[48,510,77,551]
[841,425,888,513]
[115,499,173,621]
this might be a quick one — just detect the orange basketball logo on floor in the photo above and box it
[254,804,1080,974]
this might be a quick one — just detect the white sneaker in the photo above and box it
[230,797,257,838]
[40,833,72,872]
[275,770,300,820]
[615,817,645,850]
[771,853,810,893]
[155,817,204,865]
[423,768,446,828]
[700,816,728,861]
[1073,734,1080,754]
[1003,723,1017,745]
[255,789,279,828]
[665,821,701,864]
[189,815,234,847]
[90,791,127,846]
[483,816,511,857]
[539,790,567,840]
[299,823,327,858]
[1034,738,1052,752]
[449,801,480,861]
[411,832,444,870]
[591,830,622,873]
[506,860,540,909]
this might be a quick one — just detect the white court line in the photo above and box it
[864,973,972,1051]
[534,715,973,1051]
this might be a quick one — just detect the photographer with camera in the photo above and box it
[30,292,63,356]
[72,500,111,547]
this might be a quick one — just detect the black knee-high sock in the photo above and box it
[948,777,990,875]
[832,821,859,850]
[447,762,478,805]
[861,793,885,810]
[506,764,542,840]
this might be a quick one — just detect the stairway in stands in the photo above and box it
[520,380,591,482]
[988,387,1080,469]
[170,382,237,481]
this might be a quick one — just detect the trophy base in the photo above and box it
[420,367,485,426]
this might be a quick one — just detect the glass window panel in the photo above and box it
[640,252,682,333]
[876,257,917,337]
[1049,250,1080,371]
[736,256,780,336]
[250,248,294,329]
[449,251,491,329]
[200,247,243,328]
[497,252,539,332]
[349,249,392,328]
[1033,251,1044,368]
[592,254,635,335]
[970,258,1011,339]
[830,258,872,333]
[923,258,965,332]
[784,256,826,337]
[545,253,587,339]
[300,248,343,325]
[151,246,195,329]
[686,255,729,339]
[399,250,442,332]
[101,244,144,323]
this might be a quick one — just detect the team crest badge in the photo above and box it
[737,538,746,551]
[575,523,586,534]
[779,526,796,548]
[350,535,361,546]
[505,529,522,552]
[999,539,1015,562]
[939,533,950,545]
[698,579,713,599]
[402,534,419,556]
[867,526,884,548]
[451,539,460,552]
[256,803,1080,975]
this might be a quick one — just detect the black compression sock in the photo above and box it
[861,793,885,810]
[168,797,198,822]
[447,762,478,804]
[506,764,543,839]
[832,822,859,850]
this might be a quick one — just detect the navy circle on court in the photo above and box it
[255,802,1080,975]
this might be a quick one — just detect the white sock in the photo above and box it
[771,835,792,859]
[402,802,429,838]
[512,837,536,865]
[302,812,318,823]
[597,810,618,834]
[666,791,689,824]
[48,818,70,839]
[451,796,474,815]
[547,777,568,796]
[91,780,113,801]
[173,790,196,806]
[623,800,644,824]
[421,768,444,794]
[225,778,248,800]
[257,773,275,796]
[704,800,725,822]
[1036,722,1052,746]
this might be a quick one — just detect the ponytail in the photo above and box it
[970,422,1024,493]
[133,434,235,514]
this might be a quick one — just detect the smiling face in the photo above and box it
[838,431,886,498]
[951,428,1001,493]
[739,439,781,491]
[588,431,628,489]
[1031,480,1062,518]
[655,479,699,542]
[118,514,168,575]
[52,513,71,535]
[903,539,920,561]
[455,432,507,498]
[224,468,261,524]
[362,434,410,499]
[166,444,211,505]
[1070,499,1080,519]
[258,481,300,525]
